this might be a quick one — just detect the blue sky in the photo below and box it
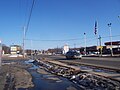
[0,0,120,50]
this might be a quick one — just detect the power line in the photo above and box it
[24,34,120,49]
[25,35,98,42]
[25,0,36,37]
[25,34,120,42]
[25,37,91,42]
[25,36,84,41]
[101,35,120,39]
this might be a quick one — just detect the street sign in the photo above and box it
[97,46,103,49]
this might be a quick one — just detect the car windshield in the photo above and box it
[73,52,80,55]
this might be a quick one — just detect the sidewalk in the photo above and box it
[83,54,120,57]
[82,56,120,61]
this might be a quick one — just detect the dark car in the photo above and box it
[65,50,82,59]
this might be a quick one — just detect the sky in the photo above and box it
[0,0,120,50]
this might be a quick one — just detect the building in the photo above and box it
[105,41,120,48]
[62,44,69,54]
[105,41,120,54]
[47,48,62,55]
[10,45,22,55]
[2,44,10,54]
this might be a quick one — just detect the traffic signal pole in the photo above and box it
[98,35,102,56]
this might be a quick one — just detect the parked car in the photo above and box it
[65,50,82,59]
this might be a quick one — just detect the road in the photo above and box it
[35,55,120,70]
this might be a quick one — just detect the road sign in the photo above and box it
[97,46,103,49]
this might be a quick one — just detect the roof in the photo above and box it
[105,41,120,45]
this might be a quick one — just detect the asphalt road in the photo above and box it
[35,55,120,70]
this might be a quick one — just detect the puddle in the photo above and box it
[93,69,103,72]
[29,65,39,69]
[80,66,92,70]
[24,60,80,90]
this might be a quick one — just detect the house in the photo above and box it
[10,45,22,55]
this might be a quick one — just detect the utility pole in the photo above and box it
[108,23,113,56]
[30,40,33,59]
[23,26,26,58]
[84,33,87,55]
[0,40,2,67]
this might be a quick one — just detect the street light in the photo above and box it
[108,23,113,56]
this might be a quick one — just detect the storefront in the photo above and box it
[105,41,120,54]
